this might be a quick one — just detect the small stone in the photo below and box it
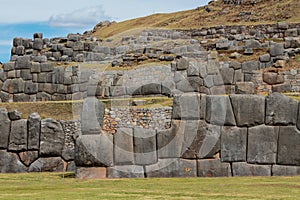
[8,110,22,120]
[229,52,242,59]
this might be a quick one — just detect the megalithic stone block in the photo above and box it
[0,108,11,149]
[230,94,265,127]
[232,162,271,176]
[145,158,179,178]
[277,126,300,165]
[107,165,145,178]
[114,128,134,165]
[40,119,65,157]
[247,125,279,164]
[81,97,105,135]
[8,119,27,152]
[157,120,184,159]
[197,159,231,177]
[272,165,300,176]
[133,127,157,165]
[266,93,298,125]
[181,120,221,159]
[28,157,64,172]
[75,134,113,167]
[172,93,201,120]
[27,113,41,150]
[0,150,27,173]
[206,95,236,126]
[221,126,247,162]
[179,159,197,177]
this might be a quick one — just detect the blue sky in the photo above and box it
[0,0,210,63]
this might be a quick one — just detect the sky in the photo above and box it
[0,0,210,63]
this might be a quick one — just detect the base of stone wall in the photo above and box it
[75,159,300,179]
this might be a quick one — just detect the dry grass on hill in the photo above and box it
[93,0,300,39]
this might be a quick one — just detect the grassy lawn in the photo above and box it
[0,173,299,200]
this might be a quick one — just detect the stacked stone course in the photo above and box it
[0,109,78,173]
[74,93,300,178]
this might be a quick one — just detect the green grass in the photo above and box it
[0,173,299,199]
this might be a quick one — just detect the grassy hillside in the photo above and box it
[93,0,300,39]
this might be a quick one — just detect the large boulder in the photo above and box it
[133,127,157,165]
[8,120,28,151]
[265,93,298,125]
[0,108,11,148]
[0,150,27,173]
[263,72,284,85]
[220,67,234,85]
[27,113,41,150]
[272,165,300,176]
[232,162,271,176]
[114,128,134,165]
[197,159,231,177]
[75,134,113,167]
[18,151,39,167]
[145,158,179,178]
[81,97,105,135]
[221,126,247,162]
[206,95,236,126]
[270,43,284,57]
[241,61,259,74]
[29,157,64,172]
[181,121,221,159]
[40,119,65,157]
[157,121,184,159]
[107,165,145,178]
[16,56,31,69]
[230,95,265,127]
[172,93,201,120]
[76,167,107,179]
[247,125,278,164]
[277,126,300,165]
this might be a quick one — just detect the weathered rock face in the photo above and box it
[230,95,265,127]
[265,93,298,126]
[0,150,27,173]
[0,108,11,149]
[232,162,271,176]
[157,121,184,159]
[114,128,134,165]
[221,126,247,162]
[8,120,28,151]
[28,157,64,172]
[40,119,65,157]
[277,126,300,165]
[75,134,113,167]
[107,165,144,178]
[206,95,236,126]
[81,97,105,135]
[133,127,157,165]
[27,113,41,150]
[172,93,201,120]
[198,159,231,177]
[18,151,39,167]
[247,125,278,164]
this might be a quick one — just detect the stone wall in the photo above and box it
[2,22,300,102]
[103,107,172,134]
[0,109,78,173]
[0,93,300,177]
[75,92,300,179]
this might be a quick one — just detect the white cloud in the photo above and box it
[0,40,12,46]
[49,5,112,28]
